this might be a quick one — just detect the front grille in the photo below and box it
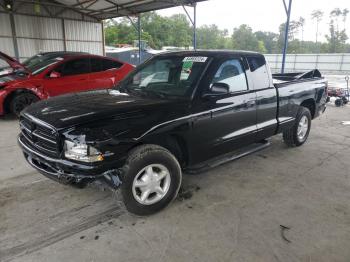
[20,116,60,157]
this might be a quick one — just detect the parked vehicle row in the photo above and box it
[18,50,327,215]
[0,51,134,116]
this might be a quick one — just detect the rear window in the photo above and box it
[247,55,270,90]
[247,56,266,71]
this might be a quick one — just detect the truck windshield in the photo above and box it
[119,55,209,98]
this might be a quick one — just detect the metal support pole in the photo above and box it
[281,0,292,73]
[62,19,67,51]
[346,76,349,101]
[138,14,141,65]
[9,12,19,60]
[193,3,197,50]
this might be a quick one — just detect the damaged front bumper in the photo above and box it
[18,135,122,188]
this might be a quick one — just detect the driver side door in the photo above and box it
[188,57,257,164]
[43,58,91,97]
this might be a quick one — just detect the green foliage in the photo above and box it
[232,25,264,52]
[197,24,231,49]
[103,9,350,54]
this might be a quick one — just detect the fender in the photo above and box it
[1,86,46,114]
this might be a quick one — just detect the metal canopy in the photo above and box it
[49,0,206,20]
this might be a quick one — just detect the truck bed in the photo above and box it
[273,69,322,86]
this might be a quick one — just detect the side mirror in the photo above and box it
[202,82,230,98]
[49,71,61,78]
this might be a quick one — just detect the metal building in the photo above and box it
[0,0,104,61]
[0,0,204,62]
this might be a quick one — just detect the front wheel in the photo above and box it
[283,107,312,147]
[121,145,182,216]
[10,93,39,117]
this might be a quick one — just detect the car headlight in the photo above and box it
[64,140,104,162]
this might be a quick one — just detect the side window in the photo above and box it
[247,56,266,72]
[211,59,248,92]
[102,59,123,71]
[90,58,102,73]
[56,58,90,77]
[247,56,270,90]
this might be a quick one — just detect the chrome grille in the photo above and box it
[20,117,60,157]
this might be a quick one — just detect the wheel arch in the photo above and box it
[300,98,316,119]
[132,134,189,168]
[3,88,40,114]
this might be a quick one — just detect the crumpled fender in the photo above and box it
[8,79,48,99]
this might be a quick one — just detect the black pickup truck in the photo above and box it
[18,51,327,215]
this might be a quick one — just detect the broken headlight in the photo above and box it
[64,140,104,163]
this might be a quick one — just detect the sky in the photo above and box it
[157,0,350,43]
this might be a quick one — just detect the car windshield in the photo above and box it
[27,57,64,75]
[0,57,14,76]
[119,55,210,98]
[22,54,64,75]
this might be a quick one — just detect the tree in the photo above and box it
[298,17,305,42]
[168,14,192,48]
[254,31,278,53]
[342,8,349,30]
[330,8,342,32]
[104,20,119,46]
[311,10,324,43]
[197,24,231,49]
[231,24,266,52]
[326,8,349,52]
[103,9,350,54]
[326,19,348,52]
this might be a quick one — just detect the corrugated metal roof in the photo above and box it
[51,0,206,20]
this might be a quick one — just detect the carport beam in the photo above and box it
[138,14,141,65]
[9,13,19,60]
[281,0,292,73]
[193,3,197,50]
[182,4,197,50]
[127,15,142,64]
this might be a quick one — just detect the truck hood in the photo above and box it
[22,89,188,130]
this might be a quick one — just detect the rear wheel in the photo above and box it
[10,93,39,117]
[283,107,311,147]
[121,145,182,216]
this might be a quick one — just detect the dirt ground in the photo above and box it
[1,105,350,262]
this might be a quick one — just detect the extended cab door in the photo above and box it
[245,55,278,141]
[189,56,257,164]
[43,57,91,97]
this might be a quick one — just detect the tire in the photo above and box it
[283,107,311,147]
[335,98,343,107]
[10,93,39,117]
[121,144,182,216]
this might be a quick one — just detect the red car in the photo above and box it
[0,51,134,116]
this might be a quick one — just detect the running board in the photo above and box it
[185,140,270,174]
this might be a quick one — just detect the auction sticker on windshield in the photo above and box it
[183,57,208,63]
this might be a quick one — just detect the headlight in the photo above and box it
[64,140,104,162]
